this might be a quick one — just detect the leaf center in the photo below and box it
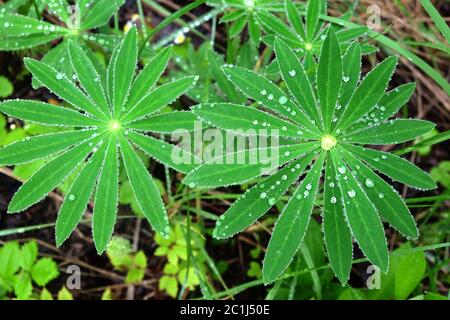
[108,120,121,132]
[320,134,337,151]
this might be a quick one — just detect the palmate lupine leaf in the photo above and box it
[191,29,437,284]
[0,27,198,253]
[0,0,124,53]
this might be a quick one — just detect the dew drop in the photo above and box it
[260,192,267,199]
[56,72,64,80]
[378,193,384,199]
[279,96,288,105]
[365,179,374,188]
[330,196,337,204]
[188,182,196,188]
[342,75,350,82]
[68,194,76,201]
[338,166,346,174]
[289,70,296,77]
[347,190,356,198]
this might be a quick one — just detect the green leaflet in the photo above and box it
[335,56,398,132]
[343,144,436,190]
[128,111,198,133]
[285,0,305,40]
[119,134,169,237]
[323,152,352,284]
[121,76,196,123]
[47,0,70,25]
[0,33,62,51]
[343,119,435,144]
[0,100,99,127]
[92,135,119,254]
[248,15,261,45]
[192,103,306,139]
[338,42,361,111]
[256,10,300,46]
[263,153,325,284]
[212,151,318,240]
[0,129,96,165]
[80,0,125,30]
[68,41,109,116]
[8,133,103,213]
[330,150,389,272]
[336,27,368,42]
[220,10,245,23]
[317,27,342,132]
[113,28,137,118]
[55,140,108,247]
[24,58,107,121]
[0,13,66,36]
[349,83,416,131]
[127,131,199,174]
[305,0,321,41]
[183,142,319,188]
[106,43,120,107]
[208,50,244,104]
[274,38,321,126]
[339,148,419,238]
[125,46,173,112]
[221,65,321,137]
[229,14,247,38]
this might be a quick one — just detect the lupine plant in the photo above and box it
[0,0,124,85]
[0,28,199,253]
[184,30,437,284]
[260,0,376,75]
